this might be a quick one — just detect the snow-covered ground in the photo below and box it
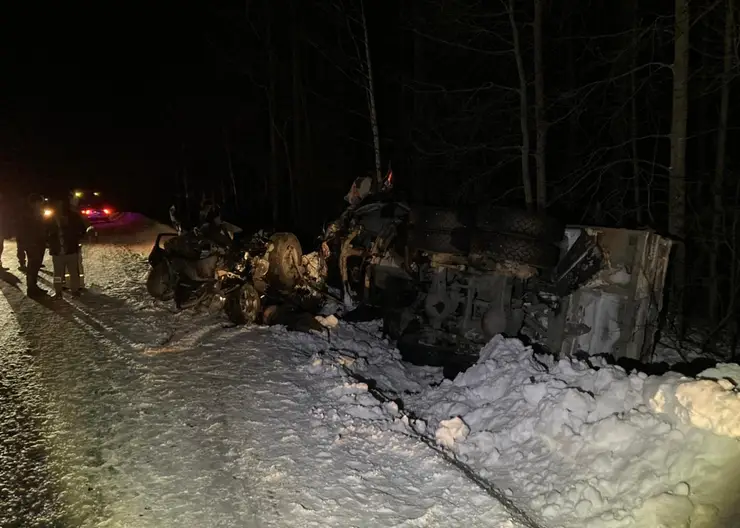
[2,213,740,528]
[282,324,740,528]
[0,214,524,528]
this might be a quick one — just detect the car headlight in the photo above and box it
[43,208,54,218]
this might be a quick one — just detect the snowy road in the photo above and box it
[0,215,524,527]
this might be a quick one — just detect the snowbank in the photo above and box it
[646,363,740,438]
[304,327,740,528]
[407,336,740,527]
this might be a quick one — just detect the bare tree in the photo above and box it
[507,0,535,211]
[629,0,642,225]
[534,0,547,211]
[668,0,690,330]
[709,0,735,320]
[359,0,382,189]
[224,128,239,208]
[266,2,280,226]
[291,0,303,222]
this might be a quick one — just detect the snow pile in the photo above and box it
[401,335,740,527]
[297,330,740,528]
[646,363,740,439]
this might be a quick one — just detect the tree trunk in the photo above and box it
[412,0,425,201]
[224,128,238,208]
[668,0,690,333]
[291,0,302,222]
[508,0,534,211]
[360,0,382,190]
[696,28,710,208]
[266,5,280,227]
[565,1,579,177]
[302,91,314,218]
[534,0,547,211]
[732,181,740,358]
[181,142,190,216]
[630,0,642,225]
[709,0,734,321]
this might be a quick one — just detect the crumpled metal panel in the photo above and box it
[557,227,673,361]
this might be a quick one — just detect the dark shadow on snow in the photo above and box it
[608,355,718,378]
[0,279,71,527]
[0,269,23,288]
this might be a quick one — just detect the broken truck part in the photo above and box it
[326,202,673,362]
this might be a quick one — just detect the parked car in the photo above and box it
[323,200,673,364]
[71,189,116,222]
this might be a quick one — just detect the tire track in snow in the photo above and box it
[275,323,548,528]
[342,366,547,528]
[0,279,68,527]
[197,325,523,527]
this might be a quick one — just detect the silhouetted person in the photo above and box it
[68,190,90,288]
[17,193,49,297]
[47,199,86,299]
[0,192,8,270]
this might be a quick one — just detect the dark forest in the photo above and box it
[0,0,738,350]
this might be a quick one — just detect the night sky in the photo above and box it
[0,1,734,233]
[0,2,217,208]
[0,1,401,229]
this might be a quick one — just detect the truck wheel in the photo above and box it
[267,232,303,290]
[146,262,174,300]
[409,206,468,231]
[407,228,470,255]
[225,283,261,324]
[471,232,560,269]
[476,207,565,244]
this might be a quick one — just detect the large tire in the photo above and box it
[267,232,303,290]
[146,262,174,300]
[470,232,560,269]
[225,283,262,325]
[476,207,565,244]
[407,228,470,255]
[409,206,468,231]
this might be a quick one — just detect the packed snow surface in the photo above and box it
[2,213,740,528]
[293,322,740,527]
[0,214,521,527]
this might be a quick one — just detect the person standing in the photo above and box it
[47,199,86,299]
[68,190,90,289]
[0,192,7,270]
[17,194,49,297]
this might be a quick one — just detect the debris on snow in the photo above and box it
[435,416,470,449]
[315,314,339,328]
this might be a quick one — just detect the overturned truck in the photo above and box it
[331,203,672,362]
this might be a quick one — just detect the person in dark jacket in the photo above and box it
[0,192,8,269]
[47,199,86,298]
[17,193,50,296]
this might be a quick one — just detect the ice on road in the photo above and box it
[0,215,521,527]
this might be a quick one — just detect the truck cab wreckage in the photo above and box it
[325,200,672,364]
